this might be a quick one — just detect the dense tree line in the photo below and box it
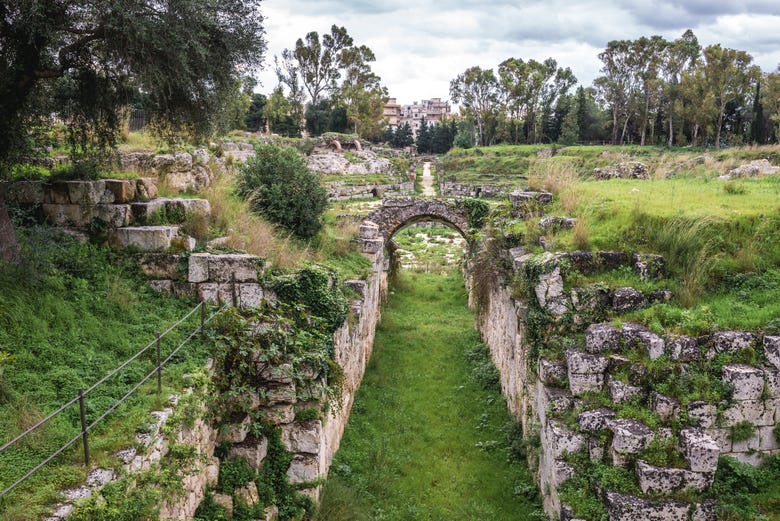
[450,30,780,148]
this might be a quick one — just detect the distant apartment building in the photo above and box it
[384,97,451,137]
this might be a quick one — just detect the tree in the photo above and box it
[236,144,328,239]
[595,40,634,144]
[393,123,414,148]
[559,102,580,145]
[701,44,760,148]
[0,0,266,164]
[662,30,700,147]
[279,25,354,107]
[265,87,303,137]
[764,69,780,142]
[416,117,431,153]
[450,66,501,146]
[245,94,268,132]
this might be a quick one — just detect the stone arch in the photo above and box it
[362,197,470,243]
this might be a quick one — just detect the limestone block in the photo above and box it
[264,505,279,521]
[66,180,106,205]
[679,428,719,473]
[104,179,136,203]
[258,363,294,385]
[585,323,622,353]
[281,420,322,454]
[239,283,264,309]
[136,178,158,200]
[534,267,564,308]
[96,204,131,227]
[213,493,233,517]
[758,426,780,451]
[687,401,717,429]
[188,253,210,283]
[235,482,260,507]
[622,322,650,347]
[611,287,646,313]
[45,182,71,204]
[267,384,296,405]
[708,331,757,358]
[764,336,780,370]
[206,457,219,486]
[229,437,268,470]
[706,428,732,453]
[538,358,567,386]
[636,460,713,495]
[577,407,615,432]
[692,500,718,521]
[362,238,384,254]
[218,415,251,444]
[110,226,180,251]
[167,197,211,218]
[638,331,666,360]
[548,419,586,458]
[266,404,294,425]
[345,280,368,298]
[651,392,680,422]
[569,373,604,396]
[722,400,772,426]
[608,379,643,404]
[605,491,690,521]
[723,364,765,401]
[666,335,701,361]
[731,432,759,453]
[765,367,780,397]
[134,253,182,280]
[609,419,654,454]
[729,451,766,466]
[359,222,379,239]
[173,282,195,299]
[566,349,609,374]
[287,454,320,484]
[207,254,260,282]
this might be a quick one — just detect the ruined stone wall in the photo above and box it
[325,181,413,201]
[440,181,507,198]
[467,249,780,521]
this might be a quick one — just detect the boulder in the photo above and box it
[727,159,780,178]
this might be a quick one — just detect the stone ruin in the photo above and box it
[593,161,650,180]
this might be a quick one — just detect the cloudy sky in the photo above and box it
[256,0,780,106]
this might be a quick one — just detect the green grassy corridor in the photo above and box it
[316,272,541,520]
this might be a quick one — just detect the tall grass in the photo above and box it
[631,213,717,307]
[203,176,312,269]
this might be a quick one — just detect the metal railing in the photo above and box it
[0,301,224,500]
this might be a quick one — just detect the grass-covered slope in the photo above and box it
[0,226,209,520]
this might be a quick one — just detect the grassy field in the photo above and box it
[316,272,541,521]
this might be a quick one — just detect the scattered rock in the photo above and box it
[727,159,780,178]
[593,161,650,180]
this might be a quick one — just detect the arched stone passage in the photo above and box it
[362,197,470,242]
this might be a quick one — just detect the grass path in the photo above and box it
[316,272,540,521]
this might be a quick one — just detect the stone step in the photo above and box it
[131,197,211,224]
[109,226,195,252]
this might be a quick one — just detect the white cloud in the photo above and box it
[255,0,780,104]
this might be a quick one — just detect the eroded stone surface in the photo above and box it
[605,491,690,521]
[722,364,765,401]
[585,323,622,353]
[609,419,654,454]
[679,428,719,473]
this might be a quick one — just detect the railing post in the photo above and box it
[200,301,205,343]
[231,272,237,307]
[156,332,162,396]
[78,388,89,467]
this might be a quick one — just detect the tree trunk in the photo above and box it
[619,115,630,145]
[715,107,725,150]
[692,124,699,148]
[611,107,619,145]
[0,194,20,264]
[668,116,674,148]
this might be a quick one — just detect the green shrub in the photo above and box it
[236,144,328,239]
[217,457,255,494]
[729,421,756,443]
